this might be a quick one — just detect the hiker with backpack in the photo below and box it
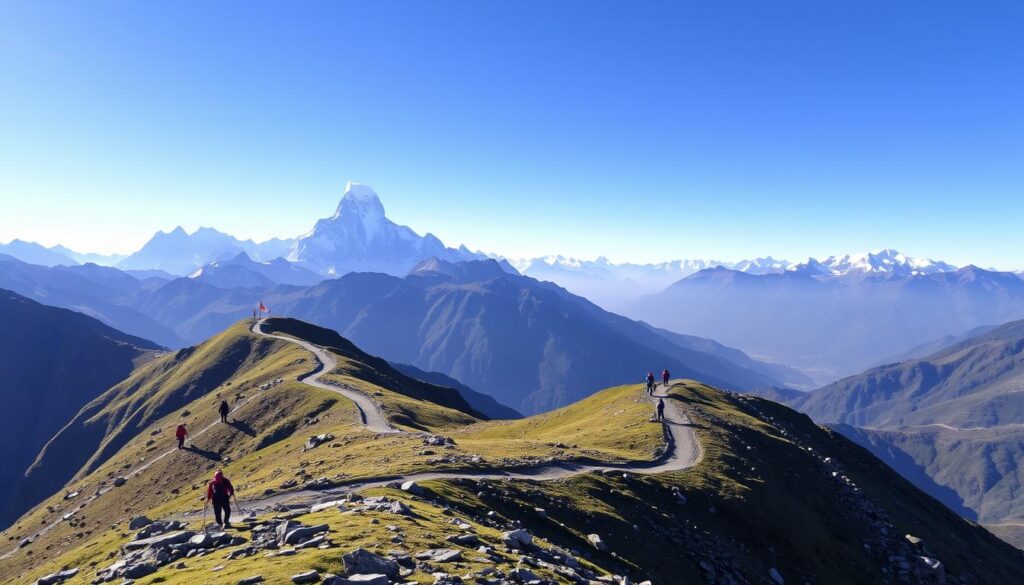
[656,398,666,421]
[175,424,188,450]
[206,470,236,529]
[218,400,230,423]
[662,368,670,387]
[646,371,655,395]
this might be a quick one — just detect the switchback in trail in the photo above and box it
[221,318,703,514]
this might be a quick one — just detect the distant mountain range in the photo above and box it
[0,289,161,527]
[0,251,802,415]
[627,263,1024,383]
[512,249,967,311]
[758,318,1024,548]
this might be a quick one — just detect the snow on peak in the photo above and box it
[789,249,957,277]
[342,181,380,202]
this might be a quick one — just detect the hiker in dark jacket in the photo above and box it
[646,371,655,395]
[175,424,187,449]
[662,369,670,387]
[656,398,666,421]
[219,400,230,423]
[206,470,235,528]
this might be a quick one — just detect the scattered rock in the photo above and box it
[502,528,532,549]
[292,570,321,584]
[305,434,335,451]
[127,516,152,530]
[237,577,265,585]
[415,548,462,563]
[35,567,79,585]
[112,477,127,487]
[400,481,424,495]
[587,533,608,551]
[342,548,400,579]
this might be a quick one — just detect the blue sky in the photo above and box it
[1,1,1022,268]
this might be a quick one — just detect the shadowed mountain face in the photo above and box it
[268,260,795,414]
[629,265,1024,383]
[794,319,1024,429]
[773,319,1024,547]
[0,289,160,528]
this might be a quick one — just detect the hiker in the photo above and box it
[175,424,187,449]
[219,400,230,423]
[646,371,655,395]
[662,368,670,387]
[656,398,665,421]
[206,470,235,529]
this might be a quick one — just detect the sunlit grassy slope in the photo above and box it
[4,319,1023,585]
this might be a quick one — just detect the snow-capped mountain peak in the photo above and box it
[334,182,386,222]
[289,182,483,276]
[790,249,956,277]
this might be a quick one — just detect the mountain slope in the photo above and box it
[2,319,1021,584]
[270,259,792,414]
[779,319,1024,548]
[0,289,161,528]
[794,318,1024,428]
[630,265,1024,382]
[389,361,522,420]
[0,255,185,347]
[288,182,482,276]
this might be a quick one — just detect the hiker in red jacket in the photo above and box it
[175,424,187,450]
[206,470,235,528]
[662,369,670,387]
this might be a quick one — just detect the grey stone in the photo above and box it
[388,501,412,516]
[237,577,265,585]
[35,568,79,585]
[587,533,607,551]
[502,529,532,549]
[123,562,158,579]
[400,481,424,495]
[284,524,330,545]
[343,548,400,579]
[123,530,196,551]
[414,548,462,563]
[128,516,152,530]
[292,570,321,584]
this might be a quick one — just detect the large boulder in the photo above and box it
[342,548,400,579]
[502,529,533,549]
[284,524,330,545]
[292,570,321,584]
[35,568,78,585]
[128,516,152,530]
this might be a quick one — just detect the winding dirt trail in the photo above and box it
[226,318,703,514]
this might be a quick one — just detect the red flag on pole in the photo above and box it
[258,301,268,313]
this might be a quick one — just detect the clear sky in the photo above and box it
[1,1,1022,268]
